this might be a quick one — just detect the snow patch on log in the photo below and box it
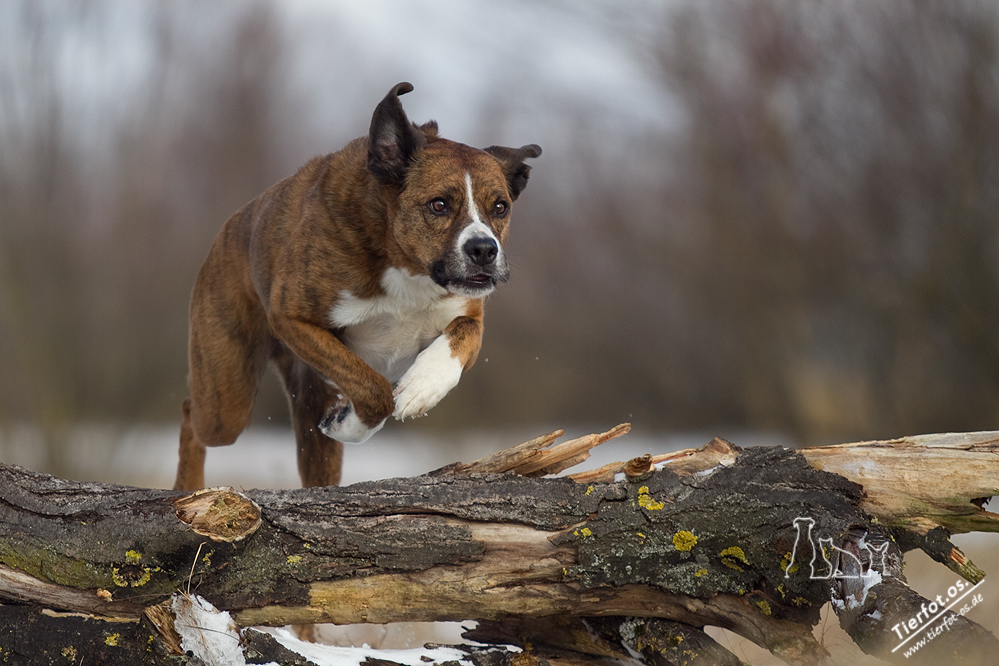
[271,629,481,666]
[172,592,489,666]
[173,594,249,666]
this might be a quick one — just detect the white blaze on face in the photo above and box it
[464,171,485,225]
[460,171,501,252]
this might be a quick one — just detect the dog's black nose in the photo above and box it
[464,236,498,267]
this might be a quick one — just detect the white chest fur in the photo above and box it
[330,267,468,383]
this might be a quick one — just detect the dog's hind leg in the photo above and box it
[174,271,271,490]
[174,398,207,490]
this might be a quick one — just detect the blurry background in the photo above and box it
[2,1,999,661]
[2,0,999,477]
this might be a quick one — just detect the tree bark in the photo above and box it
[1,428,998,665]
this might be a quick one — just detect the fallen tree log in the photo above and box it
[1,427,998,665]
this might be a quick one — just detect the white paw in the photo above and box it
[393,335,462,420]
[318,399,385,444]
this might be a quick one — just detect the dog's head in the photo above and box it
[367,82,541,297]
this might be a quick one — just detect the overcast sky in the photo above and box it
[281,0,672,138]
[0,0,675,164]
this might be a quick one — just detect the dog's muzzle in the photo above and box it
[431,233,509,296]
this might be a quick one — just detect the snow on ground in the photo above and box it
[0,422,792,490]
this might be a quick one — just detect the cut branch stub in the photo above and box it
[173,487,262,542]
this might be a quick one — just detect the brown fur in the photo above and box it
[174,83,540,490]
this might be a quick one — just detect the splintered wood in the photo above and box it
[568,436,740,484]
[440,423,631,477]
[445,422,739,485]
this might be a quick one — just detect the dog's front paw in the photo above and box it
[319,394,385,444]
[393,336,462,420]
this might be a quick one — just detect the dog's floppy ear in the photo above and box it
[484,144,543,200]
[368,82,426,184]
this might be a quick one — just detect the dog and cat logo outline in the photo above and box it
[784,516,889,580]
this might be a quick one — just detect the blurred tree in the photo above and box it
[3,0,998,474]
[652,0,999,441]
[90,0,291,424]
[0,1,92,476]
[0,1,293,473]
[443,0,999,444]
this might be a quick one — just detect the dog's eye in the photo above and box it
[493,201,509,217]
[428,198,448,215]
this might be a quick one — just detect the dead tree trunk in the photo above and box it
[1,427,998,665]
